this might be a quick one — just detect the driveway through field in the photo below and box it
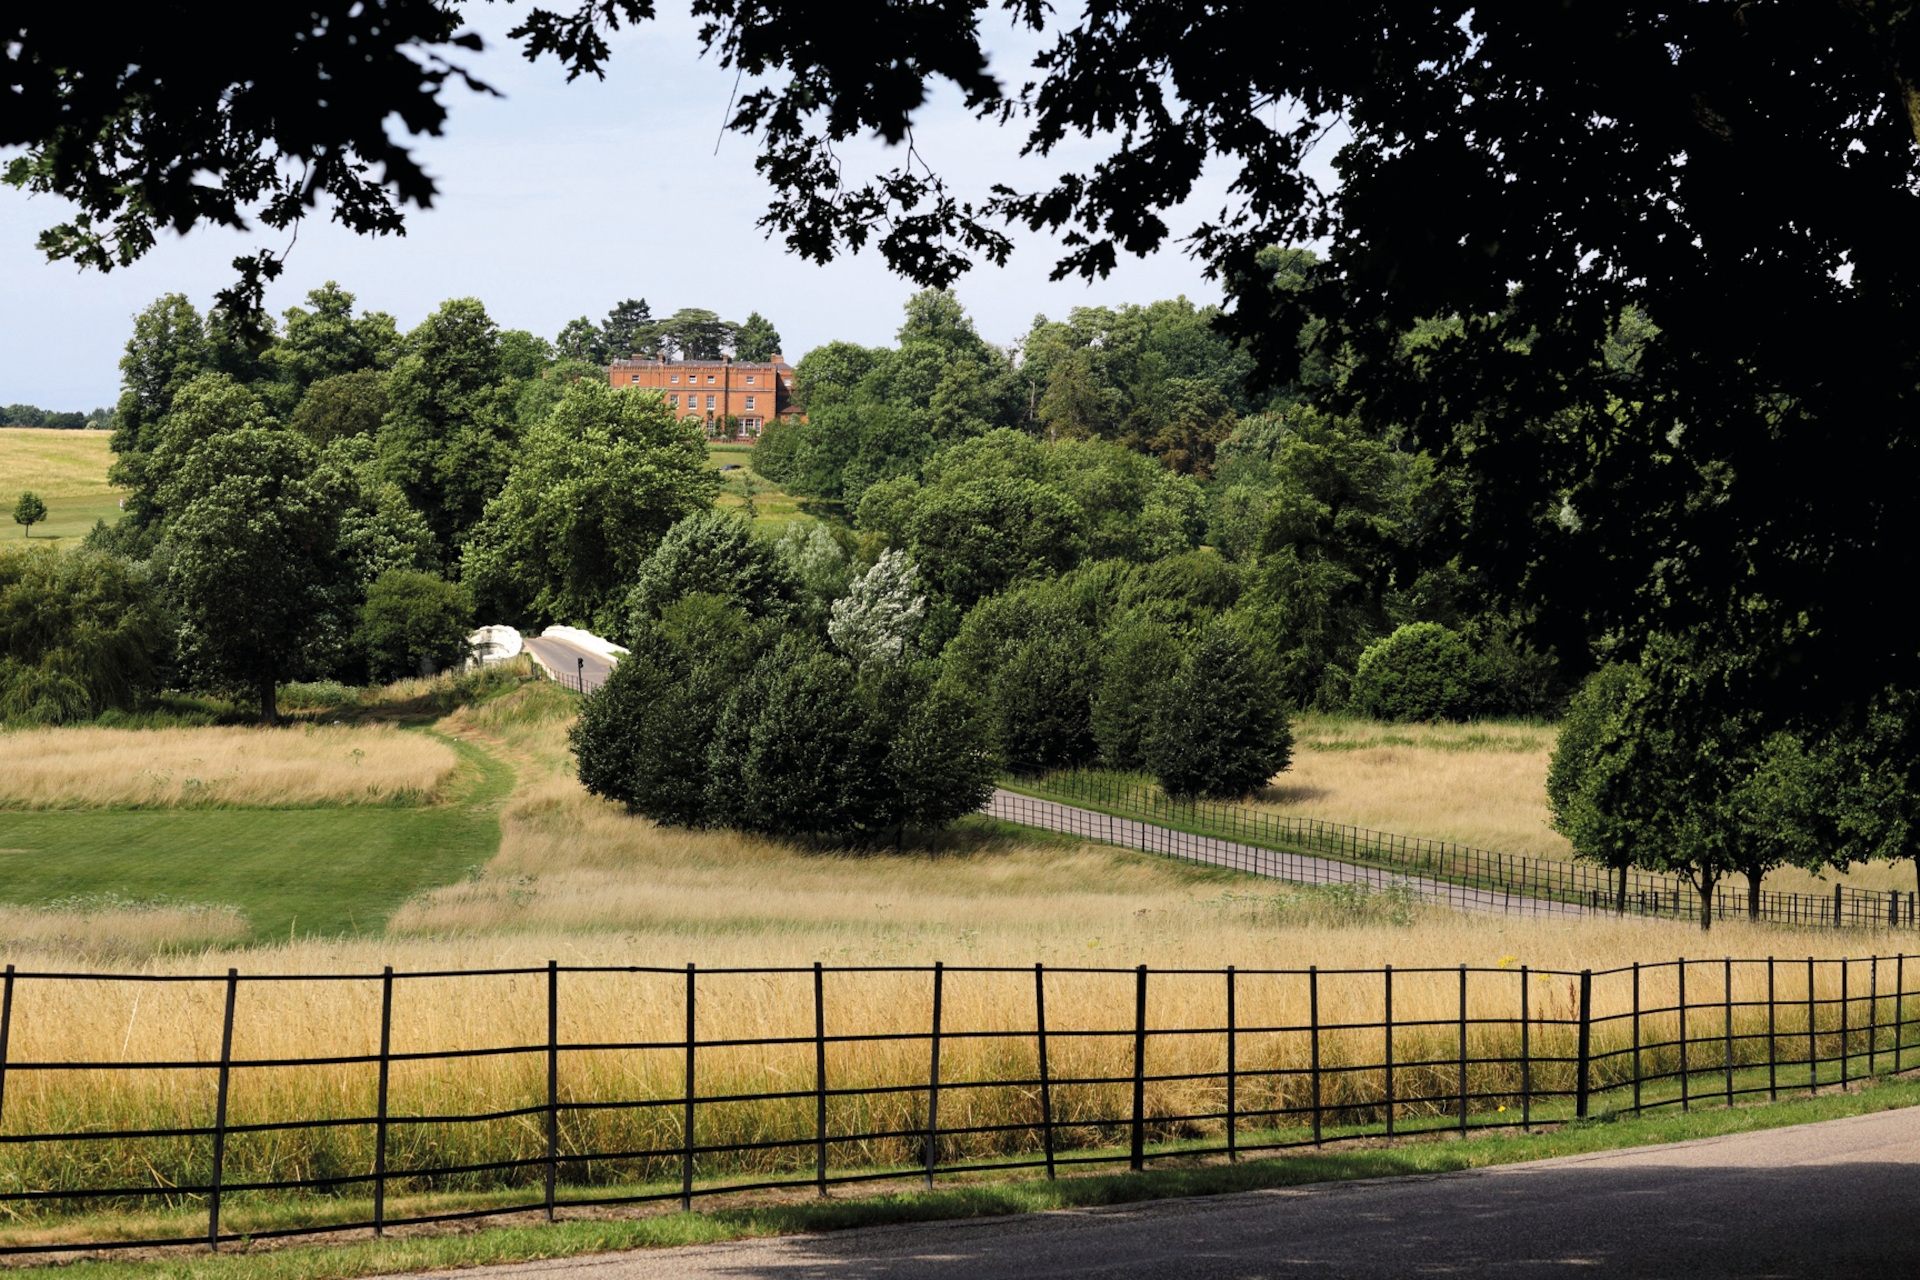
[988,790,1591,919]
[405,1107,1920,1278]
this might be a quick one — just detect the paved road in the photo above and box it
[409,1107,1920,1278]
[987,790,1590,920]
[523,635,617,694]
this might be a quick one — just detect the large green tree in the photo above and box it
[461,380,718,632]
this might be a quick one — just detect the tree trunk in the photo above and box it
[1615,863,1628,915]
[259,670,278,725]
[1696,872,1716,933]
[1747,868,1763,921]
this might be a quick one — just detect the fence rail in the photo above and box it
[1014,773,1919,932]
[0,952,1913,1255]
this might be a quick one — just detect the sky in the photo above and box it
[0,8,1254,412]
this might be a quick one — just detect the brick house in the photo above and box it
[607,354,798,440]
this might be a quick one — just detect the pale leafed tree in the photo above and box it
[828,549,926,670]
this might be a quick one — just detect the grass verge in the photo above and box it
[17,1075,1918,1279]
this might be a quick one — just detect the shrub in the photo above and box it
[358,569,473,683]
[1145,617,1293,799]
[1349,622,1476,721]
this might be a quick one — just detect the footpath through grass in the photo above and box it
[0,733,510,942]
[20,1075,1919,1280]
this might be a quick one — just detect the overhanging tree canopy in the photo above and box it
[12,3,1920,716]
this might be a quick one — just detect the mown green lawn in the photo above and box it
[0,736,509,941]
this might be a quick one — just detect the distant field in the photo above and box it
[706,441,805,526]
[1252,716,1913,896]
[0,426,124,544]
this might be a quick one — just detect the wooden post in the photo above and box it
[924,962,944,1189]
[1035,964,1055,1180]
[1129,965,1148,1171]
[374,966,393,1237]
[1897,955,1906,1076]
[1225,966,1237,1162]
[681,963,696,1212]
[209,969,238,1252]
[813,962,827,1196]
[1840,959,1850,1088]
[1870,956,1879,1077]
[1309,966,1323,1145]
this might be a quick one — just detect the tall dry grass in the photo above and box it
[0,724,459,809]
[1254,716,1915,895]
[0,898,247,960]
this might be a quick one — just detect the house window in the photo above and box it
[670,374,679,383]
[707,375,716,384]
[744,395,756,410]
[706,395,716,410]
[743,417,758,433]
[745,375,756,385]
[631,374,641,383]
[670,395,679,408]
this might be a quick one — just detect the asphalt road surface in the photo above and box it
[402,1107,1920,1278]
[523,634,617,694]
[988,790,1591,920]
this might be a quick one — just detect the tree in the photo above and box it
[162,427,348,723]
[498,329,555,379]
[655,308,736,361]
[829,549,927,669]
[600,298,654,360]
[0,545,169,723]
[1547,664,1648,914]
[621,509,800,635]
[272,282,397,388]
[733,311,782,362]
[1145,618,1293,800]
[461,381,720,632]
[1091,620,1184,771]
[109,293,212,531]
[1349,623,1477,722]
[290,369,390,447]
[12,492,47,537]
[554,316,608,365]
[377,297,519,556]
[358,569,473,682]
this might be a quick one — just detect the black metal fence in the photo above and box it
[1016,773,1919,931]
[0,953,1912,1255]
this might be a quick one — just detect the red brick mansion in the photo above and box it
[607,355,798,440]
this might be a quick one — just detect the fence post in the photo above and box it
[813,962,827,1196]
[1679,959,1690,1113]
[1575,970,1593,1120]
[545,960,560,1221]
[1723,958,1734,1107]
[1309,966,1323,1145]
[1834,883,1843,929]
[0,965,13,1135]
[1808,957,1818,1094]
[1035,964,1055,1180]
[1383,965,1395,1137]
[1130,965,1148,1172]
[1840,959,1850,1087]
[1630,962,1640,1115]
[1898,955,1906,1076]
[209,968,238,1252]
[1521,965,1533,1130]
[1457,966,1469,1136]
[374,965,393,1237]
[924,962,944,1189]
[681,963,696,1212]
[1225,966,1237,1162]
[1767,958,1777,1103]
[1870,956,1879,1078]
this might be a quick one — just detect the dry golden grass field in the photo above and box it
[0,426,124,544]
[0,723,461,809]
[1255,717,1915,896]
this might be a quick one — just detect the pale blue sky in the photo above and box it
[0,8,1257,411]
